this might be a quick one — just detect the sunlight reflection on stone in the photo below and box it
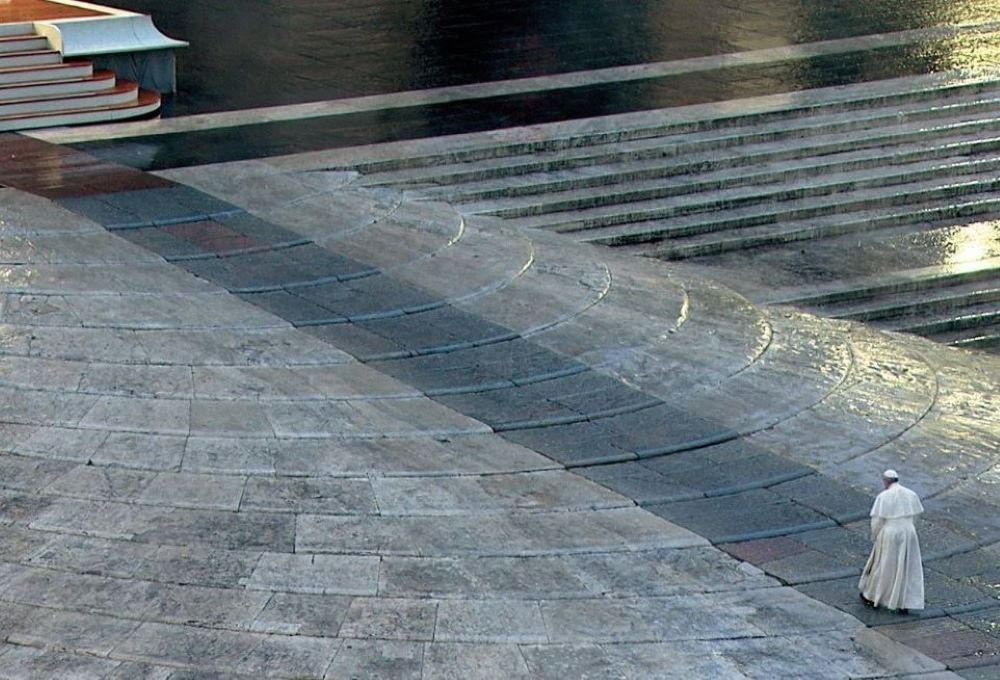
[941,221,1000,265]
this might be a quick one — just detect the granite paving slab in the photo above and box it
[296,507,706,557]
[114,622,341,677]
[25,534,262,588]
[369,469,631,515]
[0,643,129,680]
[647,488,835,543]
[185,434,555,478]
[422,642,531,679]
[769,475,874,523]
[575,462,703,504]
[326,639,423,680]
[244,553,380,596]
[499,418,638,466]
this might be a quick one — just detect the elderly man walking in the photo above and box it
[859,469,925,613]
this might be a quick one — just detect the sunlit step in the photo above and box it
[940,324,1000,350]
[824,284,1000,323]
[568,173,1000,245]
[766,257,1000,308]
[652,196,1000,260]
[0,61,93,86]
[0,89,160,132]
[888,304,1000,335]
[0,70,114,101]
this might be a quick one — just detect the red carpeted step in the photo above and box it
[0,69,115,101]
[0,79,138,115]
[0,83,160,132]
[0,48,60,69]
[0,33,48,53]
[0,61,94,85]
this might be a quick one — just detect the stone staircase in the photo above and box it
[330,71,1000,353]
[765,259,1000,351]
[0,22,160,131]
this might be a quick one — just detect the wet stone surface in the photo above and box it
[104,0,1000,115]
[0,137,995,677]
[3,0,1000,674]
[74,43,997,170]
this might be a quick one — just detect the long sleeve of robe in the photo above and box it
[858,482,925,610]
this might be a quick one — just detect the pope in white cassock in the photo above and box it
[858,469,925,612]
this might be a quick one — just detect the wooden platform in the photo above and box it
[0,0,105,23]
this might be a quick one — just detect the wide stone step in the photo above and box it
[930,319,1000,350]
[361,90,1000,192]
[443,128,1000,208]
[765,258,1000,308]
[514,154,1000,234]
[576,174,1000,245]
[817,282,1000,323]
[886,304,1000,348]
[890,304,1000,335]
[473,148,1000,219]
[650,196,1000,260]
[405,86,1000,199]
[340,73,1000,175]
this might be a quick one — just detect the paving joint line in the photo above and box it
[102,208,244,232]
[491,398,665,432]
[361,331,522,361]
[624,470,822,506]
[232,269,383,295]
[422,365,592,397]
[704,520,840,545]
[164,238,314,262]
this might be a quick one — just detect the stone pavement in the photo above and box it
[0,127,997,679]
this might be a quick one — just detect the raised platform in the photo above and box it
[0,0,103,22]
[1,0,186,93]
[0,0,183,130]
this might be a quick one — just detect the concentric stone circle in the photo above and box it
[0,136,994,678]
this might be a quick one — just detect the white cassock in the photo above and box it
[858,482,925,610]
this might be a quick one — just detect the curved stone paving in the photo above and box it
[321,67,1000,353]
[0,134,997,677]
